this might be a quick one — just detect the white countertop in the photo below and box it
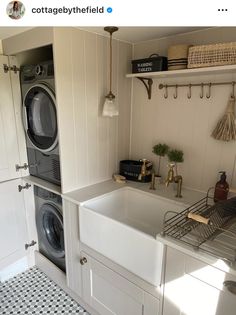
[63,179,206,205]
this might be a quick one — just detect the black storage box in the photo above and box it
[120,160,152,182]
[132,54,168,73]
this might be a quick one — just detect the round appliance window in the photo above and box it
[24,84,57,151]
[40,203,65,258]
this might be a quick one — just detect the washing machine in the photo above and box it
[21,61,61,186]
[34,186,66,272]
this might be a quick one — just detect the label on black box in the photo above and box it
[138,67,152,72]
[137,62,153,67]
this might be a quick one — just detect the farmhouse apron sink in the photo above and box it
[79,187,184,286]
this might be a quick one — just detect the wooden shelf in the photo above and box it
[126,64,236,79]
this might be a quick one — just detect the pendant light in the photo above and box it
[102,26,119,117]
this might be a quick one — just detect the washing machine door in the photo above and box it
[37,203,65,259]
[23,83,58,153]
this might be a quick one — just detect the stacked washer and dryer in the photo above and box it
[21,61,66,272]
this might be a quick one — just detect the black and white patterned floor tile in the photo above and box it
[0,267,90,315]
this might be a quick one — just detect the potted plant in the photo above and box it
[152,143,169,181]
[167,149,184,175]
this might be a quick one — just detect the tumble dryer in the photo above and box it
[21,61,61,185]
[34,186,65,272]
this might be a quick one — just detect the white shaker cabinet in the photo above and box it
[80,252,160,315]
[163,246,236,315]
[0,55,28,182]
[0,179,31,276]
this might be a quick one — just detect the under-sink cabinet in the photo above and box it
[163,247,236,315]
[80,251,160,315]
[63,198,161,315]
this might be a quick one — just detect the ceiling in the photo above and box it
[79,27,208,43]
[0,27,208,43]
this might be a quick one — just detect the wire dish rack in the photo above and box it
[162,188,236,265]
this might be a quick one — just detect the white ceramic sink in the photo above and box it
[79,187,185,286]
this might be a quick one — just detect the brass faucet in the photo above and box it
[138,159,151,181]
[165,163,183,198]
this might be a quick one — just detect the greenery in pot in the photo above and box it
[167,149,184,175]
[152,143,169,176]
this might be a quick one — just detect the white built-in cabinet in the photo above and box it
[0,179,34,277]
[80,252,160,315]
[0,55,33,279]
[163,246,236,315]
[0,56,27,182]
[0,179,27,266]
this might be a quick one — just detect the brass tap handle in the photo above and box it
[140,159,147,175]
[150,173,156,190]
[174,175,183,198]
[165,163,175,186]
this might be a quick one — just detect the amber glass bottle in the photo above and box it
[214,171,229,202]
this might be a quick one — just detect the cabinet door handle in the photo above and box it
[18,183,31,192]
[80,257,87,265]
[223,281,236,295]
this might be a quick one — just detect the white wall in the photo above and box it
[131,27,236,192]
[53,28,132,193]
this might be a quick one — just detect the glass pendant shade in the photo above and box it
[102,92,119,117]
[102,26,119,117]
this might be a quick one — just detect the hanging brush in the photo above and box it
[212,95,236,142]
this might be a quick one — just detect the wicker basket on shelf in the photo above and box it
[188,42,236,69]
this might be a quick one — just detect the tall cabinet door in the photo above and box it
[0,179,28,274]
[0,55,24,182]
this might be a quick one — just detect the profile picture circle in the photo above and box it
[6,1,25,20]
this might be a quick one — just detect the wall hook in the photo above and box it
[231,81,235,98]
[173,85,178,99]
[164,85,168,99]
[187,84,192,99]
[200,83,204,99]
[206,83,211,98]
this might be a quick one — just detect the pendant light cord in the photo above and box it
[109,31,112,94]
[104,26,118,97]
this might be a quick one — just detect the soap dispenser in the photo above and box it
[214,171,229,202]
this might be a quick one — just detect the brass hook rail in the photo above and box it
[159,81,236,89]
[159,81,236,99]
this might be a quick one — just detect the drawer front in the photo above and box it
[185,256,236,293]
[164,247,236,315]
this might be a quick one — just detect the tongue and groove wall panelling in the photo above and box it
[97,32,110,181]
[130,28,236,192]
[53,28,132,193]
[117,41,132,165]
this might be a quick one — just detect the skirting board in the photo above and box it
[35,251,99,315]
[0,256,28,282]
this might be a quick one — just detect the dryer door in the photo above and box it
[23,83,58,153]
[36,203,65,259]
